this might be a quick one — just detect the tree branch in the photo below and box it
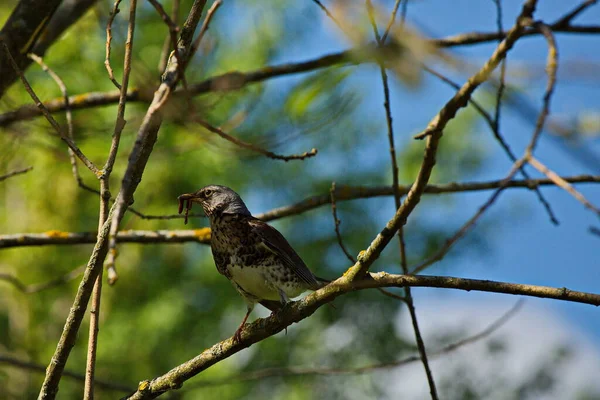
[0,354,131,393]
[123,272,600,399]
[1,175,598,249]
[365,1,437,397]
[346,0,537,283]
[0,0,63,97]
[0,265,84,293]
[0,166,33,182]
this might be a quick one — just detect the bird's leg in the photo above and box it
[234,307,252,343]
[277,288,290,308]
[277,289,290,336]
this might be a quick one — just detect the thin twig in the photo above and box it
[147,0,180,34]
[311,0,344,30]
[0,265,85,293]
[411,160,525,274]
[423,65,559,224]
[524,22,558,157]
[528,157,600,216]
[365,2,438,397]
[413,14,559,275]
[488,1,558,224]
[0,166,33,182]
[147,0,180,88]
[2,43,101,177]
[105,0,123,89]
[128,209,205,220]
[331,181,402,301]
[552,0,598,28]
[0,355,131,393]
[26,53,92,201]
[381,0,403,43]
[103,0,139,286]
[196,117,318,161]
[348,0,539,283]
[189,0,222,62]
[85,1,138,397]
[158,0,180,72]
[330,182,356,263]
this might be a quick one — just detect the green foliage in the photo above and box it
[0,1,552,399]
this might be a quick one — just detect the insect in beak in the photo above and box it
[177,193,196,224]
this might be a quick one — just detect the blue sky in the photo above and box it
[289,0,600,342]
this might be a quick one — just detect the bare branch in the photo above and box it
[365,1,437,397]
[381,0,403,43]
[3,9,598,128]
[311,0,344,30]
[524,22,558,156]
[434,0,599,48]
[330,182,356,263]
[0,228,211,248]
[347,0,538,282]
[196,117,318,161]
[422,62,558,227]
[103,0,139,286]
[189,0,222,61]
[105,0,124,89]
[2,43,101,177]
[26,52,91,202]
[158,0,181,72]
[413,16,559,275]
[528,157,600,216]
[38,207,115,399]
[411,160,524,274]
[1,175,598,249]
[0,265,84,293]
[124,272,600,399]
[0,166,33,182]
[0,355,131,393]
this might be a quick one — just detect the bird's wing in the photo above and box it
[248,218,320,289]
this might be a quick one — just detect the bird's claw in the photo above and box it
[233,325,245,343]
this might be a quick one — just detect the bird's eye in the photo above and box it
[203,189,212,197]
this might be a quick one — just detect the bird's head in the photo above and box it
[178,185,251,220]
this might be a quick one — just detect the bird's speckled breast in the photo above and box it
[209,214,304,302]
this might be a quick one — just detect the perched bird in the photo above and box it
[178,185,326,342]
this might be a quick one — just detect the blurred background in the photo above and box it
[0,0,599,398]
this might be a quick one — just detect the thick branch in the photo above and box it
[124,272,600,399]
[0,0,62,97]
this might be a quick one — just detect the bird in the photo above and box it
[178,184,327,342]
